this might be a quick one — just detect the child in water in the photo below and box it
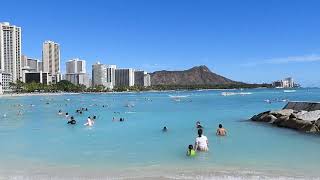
[186,144,196,157]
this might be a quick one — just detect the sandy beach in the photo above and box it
[0,92,80,98]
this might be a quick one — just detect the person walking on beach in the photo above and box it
[216,124,227,136]
[195,129,209,151]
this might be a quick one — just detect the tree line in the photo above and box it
[8,80,272,93]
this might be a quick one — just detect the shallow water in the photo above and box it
[0,88,320,179]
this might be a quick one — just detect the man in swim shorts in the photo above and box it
[216,124,227,136]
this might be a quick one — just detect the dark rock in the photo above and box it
[279,118,308,130]
[300,124,319,133]
[251,106,320,133]
[273,115,289,126]
[251,111,270,121]
[262,114,277,123]
[289,113,297,119]
[316,119,320,128]
[271,109,294,117]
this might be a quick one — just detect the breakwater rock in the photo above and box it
[251,102,320,133]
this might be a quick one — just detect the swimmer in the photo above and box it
[195,128,209,151]
[196,121,203,129]
[162,126,168,132]
[65,113,69,118]
[58,110,63,115]
[92,116,96,120]
[17,111,23,116]
[186,144,196,157]
[119,118,124,122]
[67,116,76,125]
[84,116,94,126]
[216,124,227,136]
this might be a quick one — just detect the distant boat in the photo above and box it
[283,90,296,93]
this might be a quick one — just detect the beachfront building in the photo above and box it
[0,22,22,83]
[115,68,134,87]
[38,61,43,72]
[66,58,86,74]
[144,73,151,87]
[0,71,12,94]
[24,71,50,85]
[42,40,61,83]
[92,62,116,89]
[21,55,44,83]
[134,70,151,87]
[134,71,145,86]
[272,77,295,88]
[21,55,28,68]
[65,58,90,87]
[26,58,39,72]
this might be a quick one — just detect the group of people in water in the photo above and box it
[58,108,97,127]
[188,121,227,157]
[58,105,126,127]
[162,121,227,157]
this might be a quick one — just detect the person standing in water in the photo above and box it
[186,144,196,157]
[58,110,63,115]
[84,116,94,126]
[162,126,168,132]
[67,116,76,125]
[216,124,227,136]
[195,129,209,151]
[196,121,203,129]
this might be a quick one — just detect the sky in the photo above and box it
[1,0,320,87]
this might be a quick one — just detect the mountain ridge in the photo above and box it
[150,65,242,86]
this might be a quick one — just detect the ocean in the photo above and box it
[0,88,320,179]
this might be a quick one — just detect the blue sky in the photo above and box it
[1,0,320,86]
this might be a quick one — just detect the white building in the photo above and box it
[42,40,61,83]
[65,58,89,87]
[272,77,295,88]
[0,22,22,83]
[65,73,90,87]
[144,73,151,87]
[66,58,86,74]
[115,68,135,87]
[0,71,12,94]
[92,62,116,89]
[38,61,43,72]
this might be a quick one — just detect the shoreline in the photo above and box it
[0,166,318,180]
[0,87,304,97]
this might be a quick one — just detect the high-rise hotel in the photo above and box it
[0,22,22,94]
[92,62,116,89]
[42,40,61,83]
[65,58,89,87]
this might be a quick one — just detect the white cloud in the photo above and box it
[242,54,320,67]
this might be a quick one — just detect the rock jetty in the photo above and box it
[251,102,320,133]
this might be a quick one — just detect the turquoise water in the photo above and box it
[0,89,320,179]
